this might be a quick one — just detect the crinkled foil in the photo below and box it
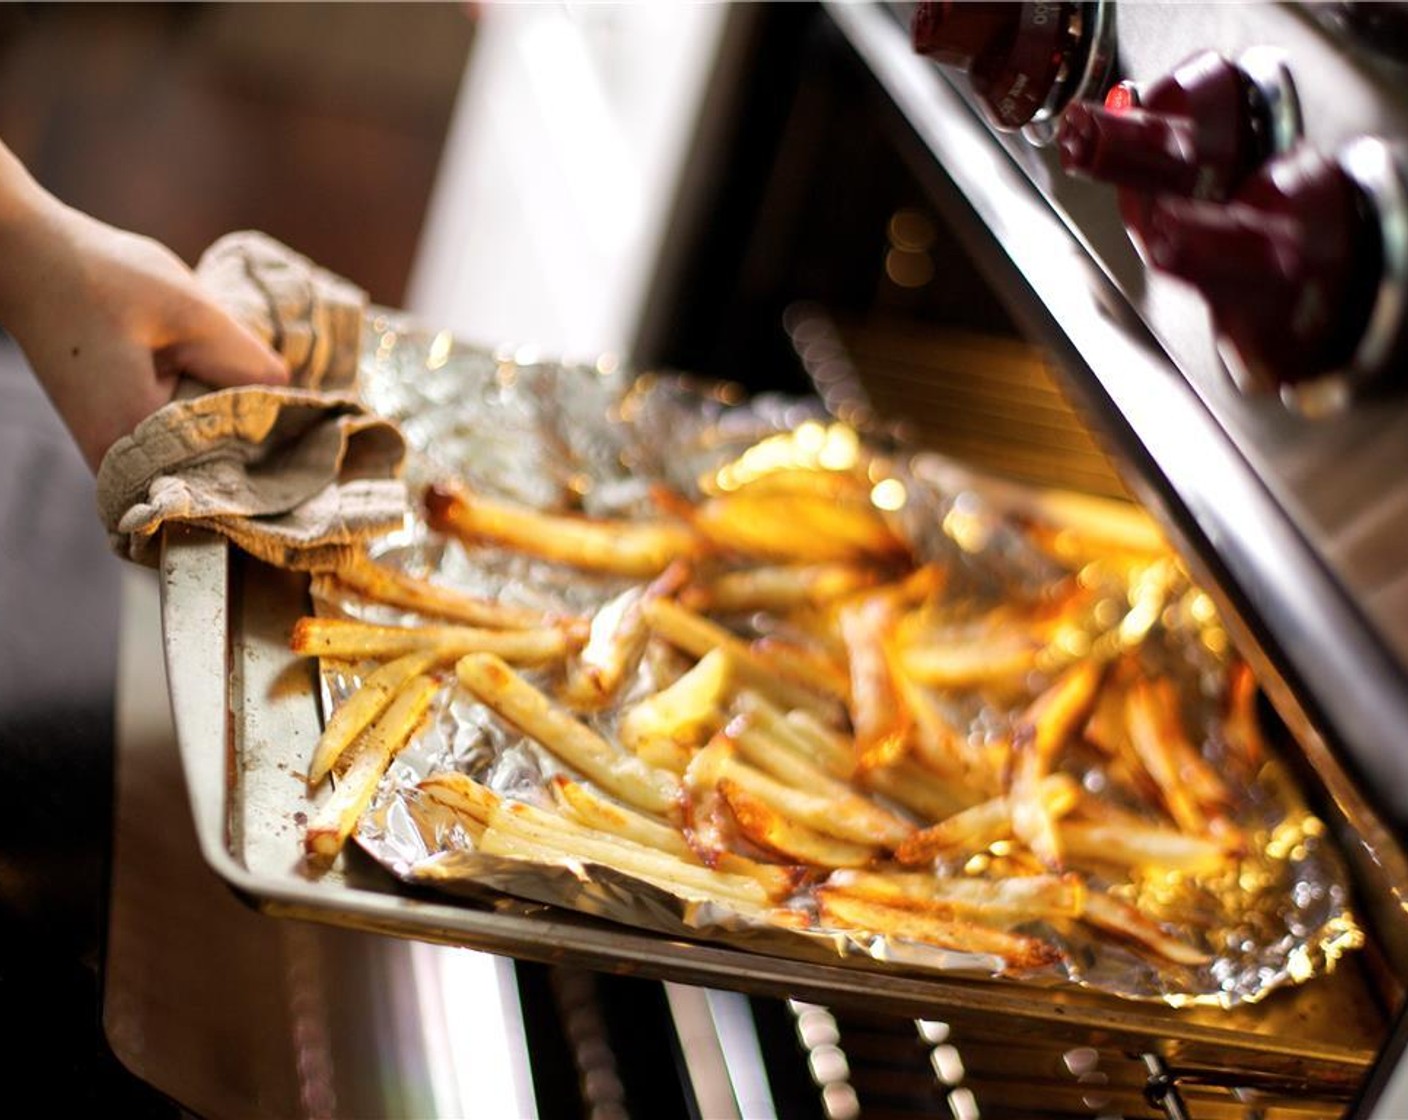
[324,311,1362,1007]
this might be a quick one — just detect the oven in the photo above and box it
[622,3,1408,1117]
[104,4,1408,1118]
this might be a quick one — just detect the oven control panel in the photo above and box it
[912,0,1408,413]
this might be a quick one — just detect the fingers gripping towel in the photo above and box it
[96,232,407,569]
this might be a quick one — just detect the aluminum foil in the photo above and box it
[321,312,1362,1007]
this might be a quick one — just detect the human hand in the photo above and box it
[0,154,289,471]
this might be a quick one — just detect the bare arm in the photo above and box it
[0,140,288,471]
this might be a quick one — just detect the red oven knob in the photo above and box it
[911,1,1087,131]
[1059,52,1267,200]
[1144,140,1408,408]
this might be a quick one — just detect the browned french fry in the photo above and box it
[1059,819,1229,874]
[1222,661,1265,771]
[552,777,799,899]
[426,481,699,578]
[860,760,977,824]
[1010,661,1104,867]
[1080,890,1212,966]
[456,653,682,817]
[305,675,441,861]
[307,649,445,787]
[717,751,911,848]
[815,888,1061,971]
[618,648,730,771]
[709,464,872,502]
[480,799,773,912]
[682,732,737,867]
[838,589,911,770]
[690,492,908,565]
[898,636,1040,690]
[681,563,883,614]
[830,870,1087,921]
[895,774,1080,866]
[291,616,574,665]
[718,779,878,868]
[415,771,502,843]
[1126,677,1230,835]
[642,598,837,717]
[330,552,557,629]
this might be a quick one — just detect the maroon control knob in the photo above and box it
[1144,147,1383,390]
[912,1,1080,130]
[1059,51,1265,201]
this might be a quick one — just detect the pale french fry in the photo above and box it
[618,648,730,767]
[719,779,878,868]
[717,753,912,848]
[331,552,556,629]
[426,481,699,577]
[307,649,445,787]
[552,777,798,899]
[682,732,736,866]
[1059,819,1229,874]
[728,713,874,810]
[734,693,854,779]
[1080,890,1212,966]
[830,870,1087,921]
[561,586,649,711]
[682,563,882,614]
[815,889,1061,971]
[838,590,911,770]
[456,653,682,818]
[750,637,852,703]
[642,598,836,717]
[291,616,574,665]
[305,675,441,860]
[710,465,872,502]
[481,799,771,910]
[895,774,1079,866]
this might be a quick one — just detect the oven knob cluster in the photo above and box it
[1053,49,1406,411]
[1144,142,1407,409]
[1057,50,1299,244]
[911,0,1114,139]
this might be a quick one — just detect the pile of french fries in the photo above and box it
[292,420,1285,979]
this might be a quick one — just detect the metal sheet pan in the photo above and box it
[161,522,1386,1090]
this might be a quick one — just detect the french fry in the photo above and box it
[682,732,737,867]
[415,771,501,843]
[717,751,911,848]
[618,648,731,769]
[305,675,441,861]
[895,775,1079,866]
[838,589,911,770]
[291,616,574,665]
[734,693,855,779]
[861,759,977,824]
[1222,661,1265,771]
[719,779,878,868]
[815,888,1061,971]
[689,492,909,564]
[1059,819,1229,874]
[1126,677,1230,835]
[456,653,682,817]
[330,552,557,629]
[898,635,1040,690]
[830,870,1087,921]
[1010,661,1104,867]
[561,586,649,711]
[1080,890,1212,966]
[426,481,699,578]
[750,637,852,703]
[552,777,799,899]
[642,598,837,717]
[480,798,771,911]
[307,649,445,787]
[682,563,882,614]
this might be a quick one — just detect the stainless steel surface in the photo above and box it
[108,563,536,1119]
[1023,0,1118,147]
